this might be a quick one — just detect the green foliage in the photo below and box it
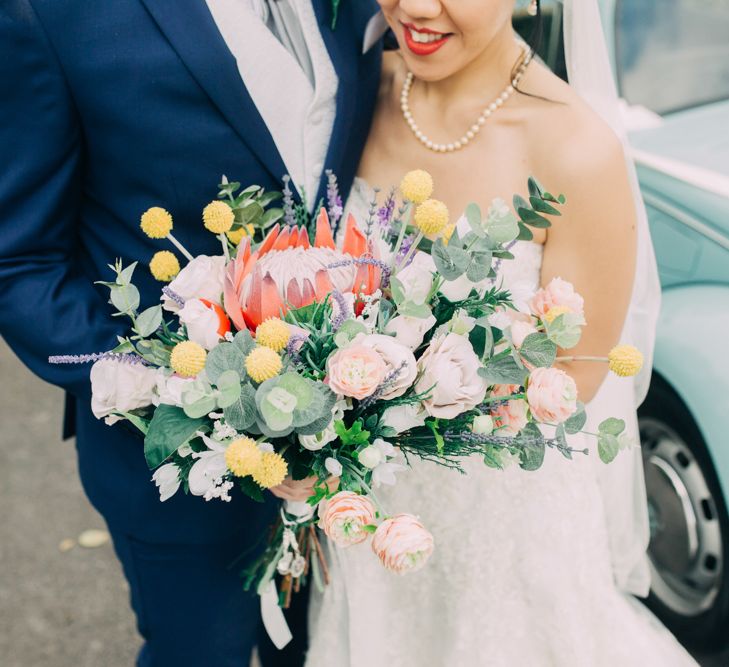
[144,405,206,469]
[519,333,557,368]
[334,419,370,447]
[479,353,528,385]
[564,401,587,434]
[597,418,626,463]
[544,312,584,349]
[516,423,546,471]
[205,340,247,384]
[223,382,257,431]
[134,306,163,338]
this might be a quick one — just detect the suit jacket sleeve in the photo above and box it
[0,2,124,398]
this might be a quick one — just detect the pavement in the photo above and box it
[0,336,726,667]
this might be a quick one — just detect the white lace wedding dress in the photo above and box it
[305,180,698,667]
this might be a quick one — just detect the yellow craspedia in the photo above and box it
[400,170,434,204]
[252,451,288,489]
[226,224,255,245]
[245,346,282,383]
[141,207,173,239]
[256,318,291,353]
[169,341,207,378]
[544,305,572,324]
[414,199,449,237]
[149,250,180,282]
[203,200,235,234]
[225,437,262,478]
[608,345,644,377]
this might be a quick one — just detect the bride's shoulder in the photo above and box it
[520,65,626,185]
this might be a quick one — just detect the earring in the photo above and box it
[527,0,538,16]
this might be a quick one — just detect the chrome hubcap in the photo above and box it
[640,417,723,616]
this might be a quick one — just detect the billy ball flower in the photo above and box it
[203,201,235,234]
[169,340,207,378]
[149,251,180,282]
[608,345,644,377]
[372,513,435,574]
[226,223,255,245]
[414,199,449,236]
[400,169,434,204]
[255,318,291,353]
[140,207,173,239]
[252,451,288,489]
[245,346,282,383]
[225,437,262,477]
[319,491,377,547]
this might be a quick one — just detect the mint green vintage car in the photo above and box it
[517,0,729,649]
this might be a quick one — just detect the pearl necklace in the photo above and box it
[400,48,534,153]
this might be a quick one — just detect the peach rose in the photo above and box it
[526,367,578,424]
[490,384,529,435]
[326,344,387,400]
[319,492,377,547]
[530,277,584,320]
[354,333,417,400]
[371,514,434,575]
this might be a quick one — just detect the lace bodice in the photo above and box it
[305,179,696,667]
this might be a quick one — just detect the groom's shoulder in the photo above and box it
[11,0,134,36]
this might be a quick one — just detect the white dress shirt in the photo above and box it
[205,0,338,209]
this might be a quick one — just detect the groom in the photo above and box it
[0,1,382,665]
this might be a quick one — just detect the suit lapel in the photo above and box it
[139,0,288,185]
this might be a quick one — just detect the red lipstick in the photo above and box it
[401,22,452,57]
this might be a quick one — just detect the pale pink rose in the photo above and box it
[354,333,417,399]
[510,319,538,349]
[326,344,387,399]
[530,277,584,320]
[527,367,578,424]
[371,514,434,574]
[319,491,377,547]
[415,333,487,419]
[490,384,529,435]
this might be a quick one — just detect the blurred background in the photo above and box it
[3,0,729,665]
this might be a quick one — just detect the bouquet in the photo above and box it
[51,169,643,609]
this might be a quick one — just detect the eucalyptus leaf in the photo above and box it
[466,251,492,283]
[517,423,546,471]
[519,333,557,368]
[529,196,561,217]
[117,262,138,286]
[144,405,206,469]
[233,329,256,356]
[206,342,246,384]
[479,355,528,385]
[432,239,464,280]
[485,210,519,244]
[135,305,163,338]
[598,432,620,464]
[183,395,217,419]
[398,301,433,319]
[465,203,485,237]
[527,177,543,199]
[564,401,587,434]
[260,207,284,228]
[223,383,257,431]
[110,284,140,314]
[516,222,534,242]
[598,417,626,436]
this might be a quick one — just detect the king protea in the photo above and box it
[224,209,381,330]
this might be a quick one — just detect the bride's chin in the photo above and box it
[401,59,457,84]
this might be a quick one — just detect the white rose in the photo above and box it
[325,457,343,477]
[178,299,224,350]
[359,445,383,469]
[381,403,427,434]
[415,333,488,419]
[152,463,181,502]
[154,370,196,407]
[385,314,436,351]
[299,421,338,451]
[395,251,435,304]
[354,333,417,399]
[162,255,226,313]
[472,415,494,435]
[90,359,158,420]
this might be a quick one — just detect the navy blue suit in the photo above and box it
[0,1,381,664]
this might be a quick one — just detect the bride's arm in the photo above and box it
[539,125,638,404]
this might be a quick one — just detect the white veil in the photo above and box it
[557,0,662,596]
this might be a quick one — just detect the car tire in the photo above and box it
[639,374,729,649]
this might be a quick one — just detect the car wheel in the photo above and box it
[639,376,729,649]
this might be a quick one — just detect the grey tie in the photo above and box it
[250,0,316,86]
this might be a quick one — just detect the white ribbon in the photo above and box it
[260,581,293,649]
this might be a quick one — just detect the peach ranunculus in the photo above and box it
[326,344,387,400]
[490,384,529,435]
[529,277,585,321]
[526,367,578,424]
[415,333,488,419]
[318,491,377,547]
[371,514,434,574]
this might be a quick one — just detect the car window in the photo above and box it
[616,0,729,114]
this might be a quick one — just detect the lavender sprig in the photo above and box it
[330,290,351,332]
[282,175,296,227]
[326,257,392,289]
[162,286,185,308]
[377,187,397,234]
[359,360,409,410]
[49,352,149,366]
[325,170,344,231]
[364,187,380,239]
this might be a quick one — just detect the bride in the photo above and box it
[302,1,699,665]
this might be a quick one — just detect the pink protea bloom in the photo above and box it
[530,277,584,321]
[526,367,578,424]
[371,513,434,575]
[319,491,377,547]
[223,209,381,330]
